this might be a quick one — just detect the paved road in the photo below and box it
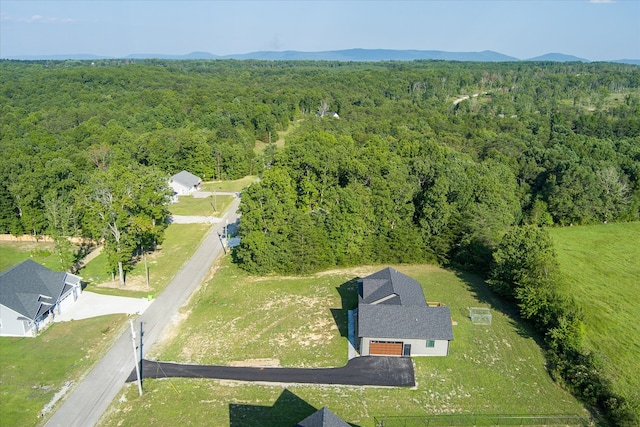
[128,356,416,387]
[45,197,241,427]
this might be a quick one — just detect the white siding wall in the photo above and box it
[360,337,370,356]
[403,338,449,356]
[169,182,192,196]
[0,304,36,337]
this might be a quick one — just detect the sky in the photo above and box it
[1,0,639,61]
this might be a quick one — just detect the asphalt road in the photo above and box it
[128,356,416,387]
[44,197,241,427]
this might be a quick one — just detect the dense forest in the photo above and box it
[1,59,639,423]
[2,60,637,271]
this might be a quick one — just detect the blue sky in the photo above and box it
[1,1,639,60]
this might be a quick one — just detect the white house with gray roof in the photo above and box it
[168,170,202,201]
[356,267,453,357]
[0,259,82,337]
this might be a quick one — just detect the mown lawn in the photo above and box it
[0,242,62,272]
[168,194,234,216]
[0,315,127,427]
[549,222,640,411]
[80,223,211,297]
[200,176,257,193]
[99,259,588,427]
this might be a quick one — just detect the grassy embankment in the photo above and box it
[99,259,588,427]
[0,315,127,427]
[550,222,640,414]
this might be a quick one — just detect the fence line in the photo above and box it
[373,414,593,427]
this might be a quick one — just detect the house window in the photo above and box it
[426,340,435,348]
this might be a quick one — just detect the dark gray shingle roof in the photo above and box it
[0,259,67,320]
[359,267,426,306]
[358,304,453,340]
[170,170,202,188]
[296,407,351,427]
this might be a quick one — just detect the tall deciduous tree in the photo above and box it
[78,164,170,285]
[44,192,78,271]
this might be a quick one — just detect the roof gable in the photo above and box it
[296,407,351,427]
[0,260,67,319]
[170,170,202,188]
[359,267,426,306]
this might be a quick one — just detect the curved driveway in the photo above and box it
[128,356,415,387]
[45,197,241,427]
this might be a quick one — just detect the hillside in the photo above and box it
[550,223,640,413]
[7,49,639,63]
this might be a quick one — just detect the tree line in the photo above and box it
[490,226,637,425]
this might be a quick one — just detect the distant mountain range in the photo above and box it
[5,49,639,65]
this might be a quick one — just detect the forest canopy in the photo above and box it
[1,59,639,276]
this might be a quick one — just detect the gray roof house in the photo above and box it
[168,170,202,200]
[0,259,82,337]
[296,407,351,427]
[356,267,453,357]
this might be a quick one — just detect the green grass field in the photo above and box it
[549,222,640,411]
[80,223,211,297]
[0,242,62,272]
[167,194,234,216]
[200,176,257,193]
[0,314,127,427]
[99,259,588,427]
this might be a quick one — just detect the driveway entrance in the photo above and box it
[128,356,415,387]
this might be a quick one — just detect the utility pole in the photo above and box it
[217,232,227,255]
[129,319,142,396]
[139,322,144,388]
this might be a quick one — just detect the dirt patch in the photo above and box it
[314,264,443,278]
[315,266,379,277]
[94,275,150,292]
[147,309,192,359]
